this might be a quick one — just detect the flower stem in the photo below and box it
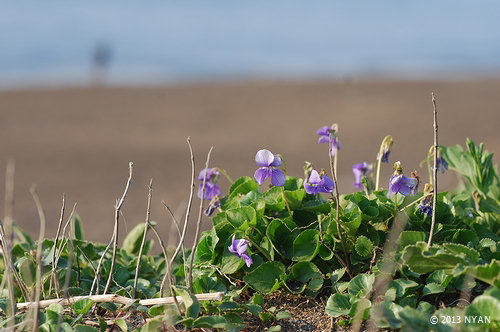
[398,192,433,212]
[281,187,293,216]
[375,135,392,191]
[328,141,350,279]
[215,167,233,183]
[245,237,271,261]
[426,146,434,186]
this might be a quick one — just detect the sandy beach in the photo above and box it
[0,79,499,246]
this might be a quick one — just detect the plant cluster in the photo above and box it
[1,116,499,331]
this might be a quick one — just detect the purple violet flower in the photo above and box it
[304,169,335,194]
[388,161,418,198]
[316,125,340,156]
[197,168,221,200]
[254,149,286,186]
[377,136,393,163]
[204,195,221,217]
[435,155,448,174]
[352,162,372,189]
[228,235,253,267]
[418,204,433,217]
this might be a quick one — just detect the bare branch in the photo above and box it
[29,185,47,332]
[50,193,66,298]
[188,146,213,293]
[3,158,16,330]
[15,292,224,310]
[104,162,134,294]
[169,138,195,269]
[133,179,153,298]
[428,92,438,247]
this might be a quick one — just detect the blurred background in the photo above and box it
[0,1,499,245]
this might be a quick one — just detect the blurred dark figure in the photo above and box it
[90,41,112,85]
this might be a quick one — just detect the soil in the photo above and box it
[0,79,499,248]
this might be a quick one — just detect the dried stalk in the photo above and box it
[29,186,46,332]
[328,141,351,278]
[133,179,153,298]
[3,158,16,330]
[53,203,77,273]
[15,292,224,310]
[169,138,195,270]
[158,201,183,314]
[188,146,213,293]
[50,194,66,298]
[428,93,438,247]
[104,162,134,294]
[90,233,114,295]
[57,213,76,332]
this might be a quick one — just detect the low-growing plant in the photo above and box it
[0,95,499,331]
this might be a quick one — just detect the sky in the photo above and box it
[1,1,500,86]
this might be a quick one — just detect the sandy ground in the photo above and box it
[0,79,499,247]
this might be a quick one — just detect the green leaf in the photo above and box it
[18,255,36,287]
[218,301,240,311]
[466,260,500,287]
[196,234,213,264]
[112,318,128,332]
[397,307,430,332]
[259,236,274,261]
[451,229,479,246]
[122,222,146,255]
[259,312,274,323]
[348,273,374,298]
[229,176,259,198]
[243,303,262,316]
[284,189,306,209]
[226,206,257,230]
[72,298,94,315]
[399,231,427,248]
[73,214,84,241]
[442,243,480,264]
[326,293,351,317]
[402,242,468,274]
[47,303,64,314]
[285,262,323,296]
[349,298,371,320]
[251,293,264,306]
[140,316,163,332]
[74,326,99,332]
[330,267,346,283]
[266,219,296,259]
[388,279,419,298]
[276,311,291,320]
[355,236,374,257]
[174,287,200,319]
[244,261,285,294]
[423,282,445,296]
[192,315,228,328]
[464,295,500,324]
[292,229,319,262]
[259,186,285,211]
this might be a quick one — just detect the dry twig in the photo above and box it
[188,146,213,293]
[104,162,134,294]
[50,194,66,298]
[30,186,47,332]
[133,179,153,298]
[15,292,224,310]
[428,92,438,247]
